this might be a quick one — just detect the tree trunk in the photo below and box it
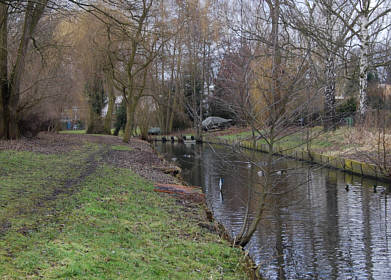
[0,3,8,139]
[7,12,32,139]
[104,94,115,134]
[104,75,115,134]
[168,96,177,134]
[235,0,280,247]
[86,110,104,134]
[0,0,47,139]
[270,0,282,124]
[236,142,273,247]
[123,104,132,143]
[323,54,336,131]
[123,99,137,143]
[359,10,369,120]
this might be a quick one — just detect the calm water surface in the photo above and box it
[155,142,391,280]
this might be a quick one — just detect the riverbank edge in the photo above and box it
[0,134,249,279]
[151,143,261,280]
[202,206,261,280]
[203,136,390,182]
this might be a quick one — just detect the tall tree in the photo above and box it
[286,0,357,130]
[85,74,106,134]
[63,11,115,134]
[323,0,391,120]
[0,0,48,139]
[180,0,217,141]
[102,0,163,142]
[151,0,185,134]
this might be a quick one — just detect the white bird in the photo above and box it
[258,170,284,176]
[219,177,223,191]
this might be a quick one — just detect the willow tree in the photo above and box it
[0,0,48,139]
[57,9,122,135]
[97,0,165,142]
[179,0,218,141]
[151,0,185,135]
[85,75,106,134]
[122,0,158,142]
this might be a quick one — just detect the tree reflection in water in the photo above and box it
[156,142,391,279]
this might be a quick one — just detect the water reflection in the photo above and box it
[155,142,391,279]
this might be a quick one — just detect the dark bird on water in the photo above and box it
[345,184,349,191]
[374,184,377,193]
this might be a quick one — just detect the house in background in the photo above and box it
[376,83,391,97]
[102,96,123,117]
[101,96,123,127]
[60,106,88,130]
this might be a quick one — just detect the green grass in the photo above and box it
[60,129,127,137]
[60,129,122,138]
[59,129,86,134]
[219,131,253,141]
[110,128,124,137]
[111,145,133,151]
[109,127,140,137]
[0,144,246,279]
[216,126,352,155]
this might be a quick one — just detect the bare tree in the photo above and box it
[320,0,391,120]
[216,0,321,247]
[150,0,185,134]
[285,0,358,130]
[179,0,217,141]
[104,0,165,142]
[0,0,49,139]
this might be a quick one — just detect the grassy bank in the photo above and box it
[206,126,391,179]
[0,137,246,279]
[215,126,360,156]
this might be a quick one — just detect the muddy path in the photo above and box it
[0,144,105,237]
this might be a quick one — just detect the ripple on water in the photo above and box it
[155,142,391,280]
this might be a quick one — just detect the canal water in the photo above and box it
[154,142,391,280]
